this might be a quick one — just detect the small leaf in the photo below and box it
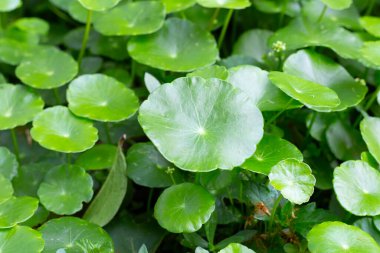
[0,0,21,12]
[154,183,215,233]
[0,84,44,130]
[37,164,93,215]
[321,0,352,10]
[144,72,161,93]
[78,0,121,11]
[333,160,380,216]
[0,196,39,228]
[354,218,380,244]
[188,65,229,80]
[218,243,256,253]
[162,0,196,12]
[138,244,149,253]
[360,16,380,38]
[360,117,380,164]
[11,18,49,36]
[31,106,98,153]
[83,140,127,227]
[269,159,316,205]
[0,174,13,204]
[197,0,251,9]
[307,221,380,253]
[215,231,257,250]
[360,41,380,69]
[75,144,117,170]
[0,226,44,253]
[0,147,18,179]
[39,217,114,252]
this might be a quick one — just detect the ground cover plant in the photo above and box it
[1,0,380,252]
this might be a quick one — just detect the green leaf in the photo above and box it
[268,71,340,112]
[0,196,39,228]
[162,0,196,12]
[16,47,78,89]
[307,221,380,253]
[78,0,121,11]
[0,226,44,253]
[11,18,49,36]
[0,174,13,204]
[333,160,380,216]
[0,84,44,130]
[242,135,303,175]
[360,16,380,38]
[354,218,380,244]
[360,41,380,69]
[138,244,148,253]
[218,243,256,253]
[144,72,161,93]
[321,0,352,10]
[30,106,98,153]
[228,66,302,111]
[214,231,257,250]
[39,217,114,252]
[0,0,21,12]
[126,142,182,188]
[83,141,127,227]
[128,18,218,72]
[37,164,93,215]
[360,117,380,164]
[138,77,264,172]
[0,147,18,179]
[197,0,250,9]
[269,159,316,205]
[154,183,215,233]
[188,65,229,80]
[0,39,32,65]
[283,50,367,111]
[75,144,117,170]
[253,0,300,16]
[94,2,165,36]
[67,74,139,122]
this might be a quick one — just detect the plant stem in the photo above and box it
[104,123,112,144]
[77,10,93,67]
[364,84,380,111]
[208,8,220,30]
[317,5,327,23]
[266,99,293,125]
[147,188,154,213]
[53,88,61,104]
[218,9,234,49]
[130,59,136,86]
[366,0,375,15]
[268,195,282,231]
[10,129,21,165]
[169,173,176,185]
[66,153,72,165]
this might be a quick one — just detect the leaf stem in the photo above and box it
[366,0,375,15]
[66,153,72,165]
[169,173,176,185]
[147,188,154,213]
[364,84,380,111]
[53,88,61,104]
[77,10,93,68]
[208,8,220,30]
[218,9,234,49]
[10,129,21,165]
[317,5,327,23]
[266,99,293,125]
[104,123,112,144]
[268,194,282,231]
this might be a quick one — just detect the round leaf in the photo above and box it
[12,18,49,36]
[0,84,44,130]
[0,147,18,179]
[126,142,182,188]
[307,221,380,253]
[138,77,264,172]
[75,144,117,170]
[0,175,13,204]
[128,18,218,72]
[188,65,229,80]
[321,0,352,10]
[0,196,39,228]
[333,160,380,216]
[242,135,303,175]
[360,41,380,69]
[219,243,256,253]
[39,217,114,252]
[30,106,98,153]
[360,117,380,164]
[269,159,316,204]
[94,2,165,36]
[78,0,121,11]
[0,39,32,65]
[16,47,78,89]
[0,226,44,253]
[197,0,250,9]
[268,71,340,112]
[37,164,93,215]
[67,74,139,122]
[360,16,380,38]
[154,183,215,233]
[0,0,21,12]
[162,0,196,12]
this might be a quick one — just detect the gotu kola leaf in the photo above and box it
[0,226,44,253]
[83,138,128,227]
[0,174,13,204]
[78,0,121,11]
[218,243,256,253]
[0,147,18,180]
[138,76,264,172]
[321,0,352,10]
[0,196,39,228]
[75,144,117,170]
[162,0,196,13]
[154,183,215,233]
[360,16,380,38]
[359,41,380,69]
[197,0,251,9]
[360,117,380,164]
[0,0,21,12]
[128,18,218,72]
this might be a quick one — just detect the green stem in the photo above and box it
[266,99,293,125]
[10,129,20,165]
[104,123,112,144]
[317,5,327,23]
[147,188,154,213]
[66,153,72,165]
[366,0,375,15]
[278,0,288,27]
[77,10,93,68]
[305,112,317,139]
[268,195,282,231]
[169,173,176,185]
[53,88,61,104]
[218,9,234,49]
[364,84,380,111]
[130,59,136,86]
[208,8,220,30]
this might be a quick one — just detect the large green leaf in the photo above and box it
[242,135,303,175]
[75,144,117,170]
[197,0,250,9]
[30,106,98,153]
[67,74,139,122]
[269,159,316,204]
[0,175,13,204]
[39,217,114,253]
[138,77,264,172]
[283,50,367,111]
[333,160,380,216]
[321,0,352,10]
[227,65,302,111]
[360,16,380,38]
[94,2,165,36]
[162,0,196,12]
[268,71,340,112]
[307,221,380,253]
[0,147,18,179]
[0,196,39,228]
[0,226,44,253]
[37,164,93,215]
[360,117,380,164]
[0,84,44,130]
[218,243,256,253]
[0,0,21,12]
[78,0,121,11]
[154,183,215,233]
[128,18,218,72]
[16,47,78,89]
[83,141,128,227]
